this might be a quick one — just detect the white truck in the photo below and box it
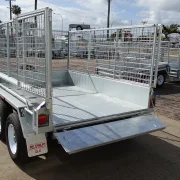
[0,8,165,163]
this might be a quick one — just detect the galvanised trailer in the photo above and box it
[157,41,180,86]
[94,40,180,88]
[0,8,165,163]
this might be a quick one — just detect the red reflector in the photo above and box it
[0,96,5,100]
[38,115,48,126]
[149,98,156,108]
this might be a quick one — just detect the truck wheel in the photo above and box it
[0,100,11,141]
[6,113,28,163]
[157,73,165,88]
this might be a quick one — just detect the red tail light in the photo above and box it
[0,96,5,100]
[38,114,48,126]
[149,95,156,108]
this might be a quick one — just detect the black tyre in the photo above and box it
[157,73,165,88]
[0,100,12,141]
[6,113,28,163]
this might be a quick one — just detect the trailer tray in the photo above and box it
[52,86,146,127]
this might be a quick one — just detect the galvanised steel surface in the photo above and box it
[159,41,170,63]
[69,25,161,88]
[0,12,166,156]
[0,8,53,103]
[167,34,180,78]
[0,23,8,75]
[55,114,165,154]
[52,85,145,127]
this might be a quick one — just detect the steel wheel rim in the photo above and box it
[157,75,164,86]
[8,124,17,155]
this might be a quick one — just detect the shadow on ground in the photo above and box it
[155,82,180,96]
[18,134,180,180]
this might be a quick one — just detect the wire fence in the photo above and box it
[0,23,8,75]
[69,25,160,87]
[0,8,52,98]
[1,15,179,100]
[52,30,68,71]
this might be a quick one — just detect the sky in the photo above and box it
[0,0,180,30]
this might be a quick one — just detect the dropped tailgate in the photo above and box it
[54,114,165,154]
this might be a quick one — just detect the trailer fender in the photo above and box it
[0,88,34,139]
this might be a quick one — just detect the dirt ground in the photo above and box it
[0,82,180,180]
[155,82,180,121]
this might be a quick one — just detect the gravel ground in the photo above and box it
[0,82,180,180]
[155,82,180,121]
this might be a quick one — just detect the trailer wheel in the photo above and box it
[6,113,28,163]
[0,100,11,141]
[157,73,165,88]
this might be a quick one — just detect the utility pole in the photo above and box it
[107,0,111,29]
[35,0,37,10]
[107,0,112,39]
[9,0,12,19]
[5,0,16,20]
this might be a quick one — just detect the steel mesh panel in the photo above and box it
[52,30,68,71]
[69,25,159,87]
[9,23,18,79]
[14,12,47,97]
[0,24,8,75]
[159,41,170,63]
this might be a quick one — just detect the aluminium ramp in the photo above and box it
[54,114,165,154]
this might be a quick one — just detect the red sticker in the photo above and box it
[29,142,46,151]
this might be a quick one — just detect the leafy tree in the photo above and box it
[162,24,180,39]
[12,5,21,16]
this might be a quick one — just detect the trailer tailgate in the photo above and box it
[54,114,165,154]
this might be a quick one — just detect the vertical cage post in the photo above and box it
[45,8,52,109]
[22,19,26,84]
[167,42,170,64]
[154,25,162,87]
[6,23,10,76]
[149,25,157,88]
[15,18,20,86]
[87,31,92,71]
[67,31,70,69]
[113,29,119,78]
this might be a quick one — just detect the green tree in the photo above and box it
[12,5,21,16]
[162,24,180,39]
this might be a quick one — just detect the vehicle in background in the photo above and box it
[95,40,180,88]
[52,48,67,59]
[69,24,90,31]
